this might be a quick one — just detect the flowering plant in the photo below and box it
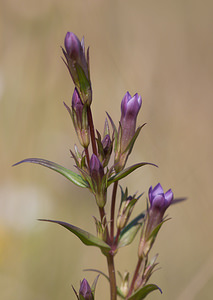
[14,32,179,300]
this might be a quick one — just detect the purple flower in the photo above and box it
[114,92,142,172]
[147,183,173,235]
[138,183,173,258]
[149,183,173,213]
[120,92,142,151]
[79,278,93,300]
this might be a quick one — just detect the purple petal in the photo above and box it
[165,189,174,204]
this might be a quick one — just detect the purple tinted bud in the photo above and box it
[79,279,93,300]
[72,88,83,120]
[90,154,104,181]
[68,88,90,147]
[64,32,81,59]
[63,32,92,105]
[90,154,106,207]
[102,134,111,156]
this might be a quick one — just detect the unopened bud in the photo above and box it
[79,279,93,300]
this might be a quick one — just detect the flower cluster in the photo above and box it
[14,32,177,300]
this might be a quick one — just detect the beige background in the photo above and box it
[0,0,213,299]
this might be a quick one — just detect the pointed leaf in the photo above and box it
[118,213,145,248]
[128,284,162,300]
[107,162,158,186]
[39,219,110,251]
[13,158,88,188]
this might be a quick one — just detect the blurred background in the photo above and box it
[0,0,213,299]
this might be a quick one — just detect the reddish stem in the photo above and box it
[127,258,142,298]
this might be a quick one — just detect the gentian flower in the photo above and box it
[138,183,173,258]
[63,32,92,105]
[114,92,142,172]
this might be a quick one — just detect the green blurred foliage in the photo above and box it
[0,0,213,299]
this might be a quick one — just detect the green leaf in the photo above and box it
[13,158,88,188]
[107,162,158,186]
[128,284,162,300]
[39,219,111,252]
[118,213,145,248]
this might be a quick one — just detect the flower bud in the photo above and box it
[119,271,129,297]
[66,88,90,148]
[138,183,173,259]
[117,196,137,230]
[63,32,92,105]
[79,279,93,300]
[89,154,106,207]
[94,216,107,242]
[101,134,113,167]
[115,92,142,172]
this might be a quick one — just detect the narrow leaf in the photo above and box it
[13,158,88,188]
[108,162,158,186]
[39,219,111,251]
[118,213,145,248]
[128,284,162,300]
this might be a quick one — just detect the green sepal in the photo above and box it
[148,218,170,242]
[106,112,118,152]
[127,284,162,300]
[13,158,89,188]
[39,219,111,252]
[125,123,146,154]
[118,213,145,248]
[75,63,91,104]
[107,162,158,186]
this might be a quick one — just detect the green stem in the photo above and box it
[107,254,117,300]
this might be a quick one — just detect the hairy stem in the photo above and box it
[107,254,117,300]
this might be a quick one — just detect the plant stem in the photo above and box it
[110,181,118,241]
[127,258,142,298]
[107,254,117,300]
